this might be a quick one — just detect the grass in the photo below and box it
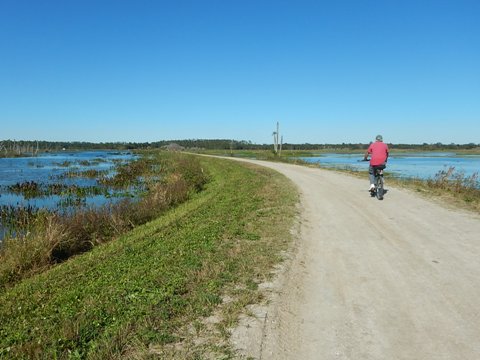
[0,154,297,359]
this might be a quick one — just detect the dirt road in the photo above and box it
[229,159,480,360]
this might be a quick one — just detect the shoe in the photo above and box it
[369,184,375,191]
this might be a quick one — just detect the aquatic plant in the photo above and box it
[7,181,42,199]
[0,205,45,237]
[46,184,108,197]
[56,168,110,179]
[99,157,156,188]
[111,158,125,165]
[54,160,73,167]
[57,196,87,208]
[5,181,111,201]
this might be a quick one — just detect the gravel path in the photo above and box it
[229,159,480,360]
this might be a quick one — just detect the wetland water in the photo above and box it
[0,151,138,239]
[300,152,480,181]
[0,150,136,210]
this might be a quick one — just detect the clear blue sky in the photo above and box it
[1,0,479,144]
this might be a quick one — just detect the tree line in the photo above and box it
[1,139,479,157]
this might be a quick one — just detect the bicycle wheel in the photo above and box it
[376,175,384,200]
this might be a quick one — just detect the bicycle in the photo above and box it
[359,159,386,200]
[370,165,385,200]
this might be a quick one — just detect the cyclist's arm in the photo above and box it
[363,149,370,161]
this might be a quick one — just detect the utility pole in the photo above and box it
[272,121,280,155]
[272,133,277,154]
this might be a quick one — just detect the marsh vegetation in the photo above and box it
[0,151,209,288]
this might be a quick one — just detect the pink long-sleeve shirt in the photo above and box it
[367,141,389,166]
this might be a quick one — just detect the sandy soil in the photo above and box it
[228,159,480,360]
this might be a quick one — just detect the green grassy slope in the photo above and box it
[0,155,297,359]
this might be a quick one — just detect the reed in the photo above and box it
[425,167,480,205]
[427,166,479,190]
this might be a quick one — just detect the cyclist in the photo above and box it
[364,135,389,192]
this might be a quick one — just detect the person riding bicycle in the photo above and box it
[364,135,389,192]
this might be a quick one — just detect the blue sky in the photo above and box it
[1,0,479,144]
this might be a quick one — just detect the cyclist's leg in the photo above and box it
[369,166,375,187]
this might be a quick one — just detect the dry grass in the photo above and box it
[0,214,67,285]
